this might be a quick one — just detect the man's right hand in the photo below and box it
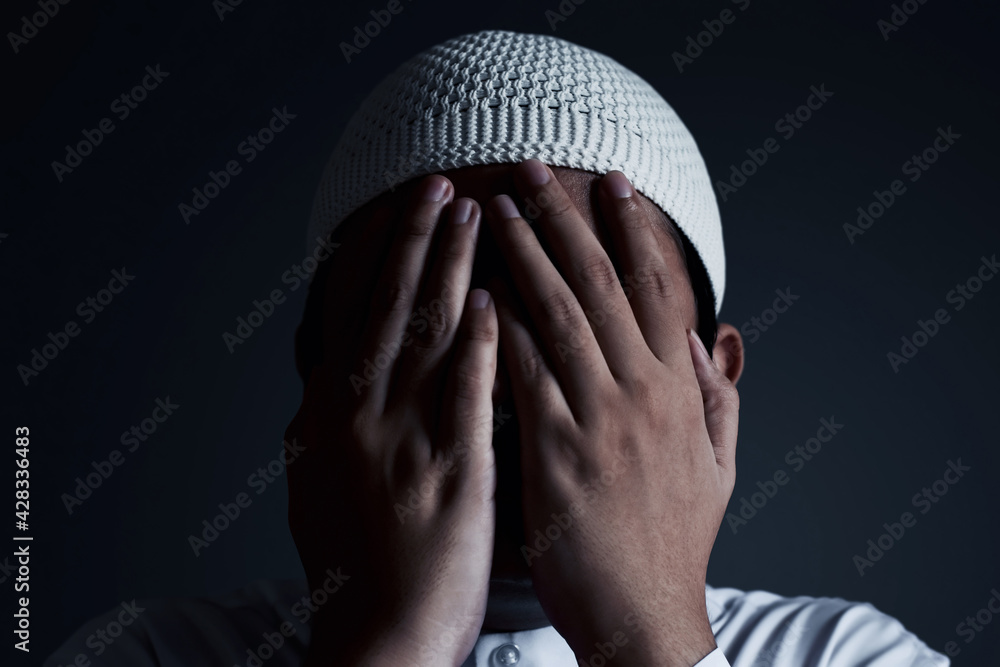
[284,175,499,667]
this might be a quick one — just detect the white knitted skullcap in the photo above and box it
[306,29,725,314]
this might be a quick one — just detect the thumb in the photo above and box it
[686,329,740,475]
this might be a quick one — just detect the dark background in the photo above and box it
[2,0,998,663]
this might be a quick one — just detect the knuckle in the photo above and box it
[577,254,619,291]
[628,377,666,415]
[414,303,451,349]
[463,316,498,344]
[438,234,471,264]
[517,346,548,380]
[539,290,581,325]
[545,195,577,220]
[631,262,676,300]
[378,280,416,314]
[402,210,439,239]
[505,226,537,252]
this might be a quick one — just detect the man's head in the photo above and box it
[293,30,744,631]
[293,162,744,630]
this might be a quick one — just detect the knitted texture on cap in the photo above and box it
[306,29,725,314]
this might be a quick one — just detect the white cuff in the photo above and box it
[693,647,731,667]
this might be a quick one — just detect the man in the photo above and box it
[45,29,947,667]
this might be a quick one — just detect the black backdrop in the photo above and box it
[3,0,999,663]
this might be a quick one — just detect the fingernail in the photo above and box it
[606,171,633,199]
[423,176,450,202]
[470,289,491,309]
[493,195,521,220]
[452,199,473,225]
[521,159,550,186]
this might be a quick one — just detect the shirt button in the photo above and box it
[492,643,520,665]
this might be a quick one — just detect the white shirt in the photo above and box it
[44,578,948,666]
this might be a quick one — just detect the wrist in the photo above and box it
[570,609,716,667]
[618,625,716,667]
[307,612,467,667]
[350,640,459,667]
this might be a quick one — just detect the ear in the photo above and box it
[712,322,745,387]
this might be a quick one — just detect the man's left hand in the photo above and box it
[483,159,740,667]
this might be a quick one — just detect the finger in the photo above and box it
[599,171,691,371]
[687,329,739,478]
[442,289,500,486]
[487,276,571,429]
[484,193,611,409]
[512,159,649,379]
[354,175,454,412]
[391,198,481,408]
